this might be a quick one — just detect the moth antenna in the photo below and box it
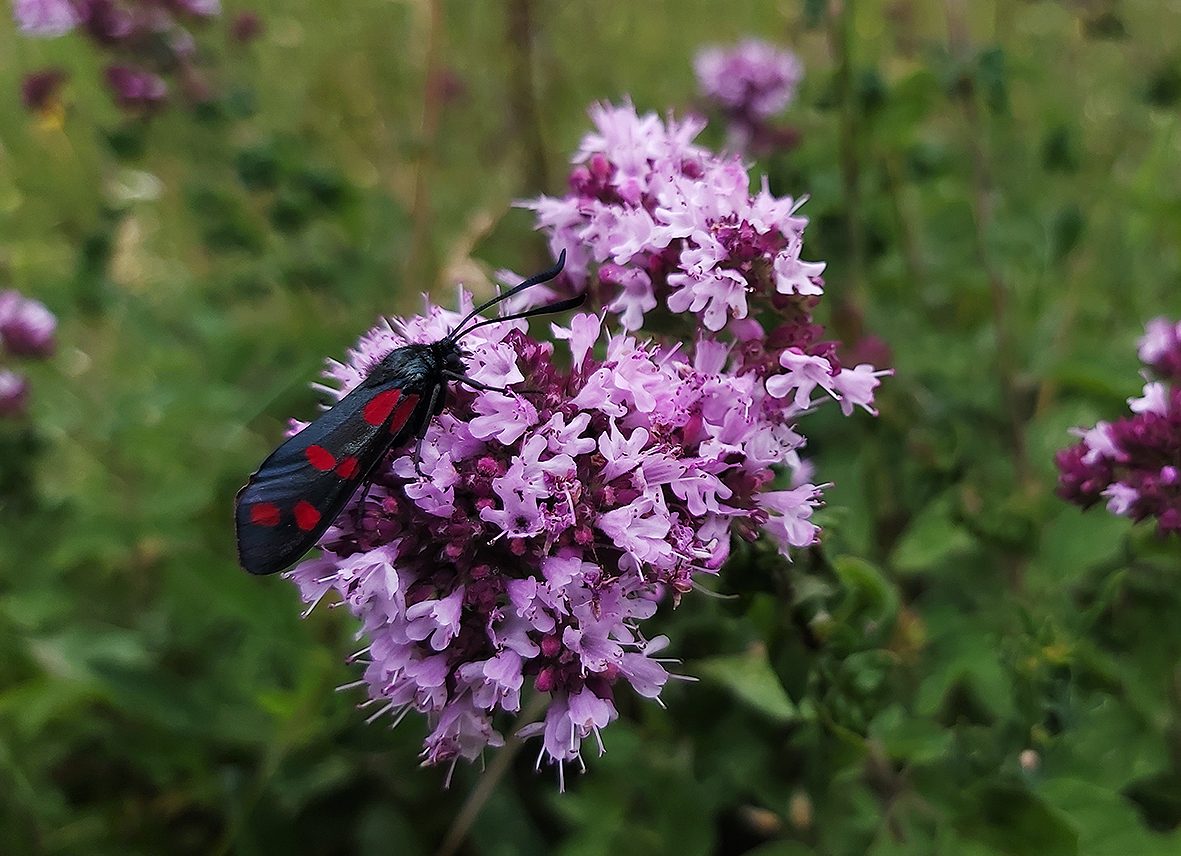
[443,371,519,395]
[445,371,549,397]
[451,291,587,343]
[445,250,568,343]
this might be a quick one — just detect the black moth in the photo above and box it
[235,252,582,575]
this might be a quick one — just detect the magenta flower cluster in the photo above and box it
[524,101,886,415]
[285,102,888,783]
[289,302,828,782]
[693,39,803,151]
[0,289,56,417]
[526,101,823,334]
[1057,318,1181,536]
[12,0,257,113]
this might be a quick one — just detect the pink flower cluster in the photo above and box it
[0,289,57,417]
[285,103,887,782]
[524,101,886,418]
[1057,319,1181,536]
[12,0,258,113]
[694,39,803,151]
[289,297,835,782]
[525,101,822,332]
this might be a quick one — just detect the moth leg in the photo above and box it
[443,370,538,396]
[352,479,375,532]
[413,383,443,478]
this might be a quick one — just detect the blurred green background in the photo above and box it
[3,0,1181,853]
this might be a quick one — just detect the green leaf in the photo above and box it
[915,612,1014,721]
[25,627,150,685]
[976,47,1010,114]
[355,805,427,856]
[832,555,898,630]
[803,0,828,29]
[1040,778,1181,856]
[471,784,550,856]
[870,705,951,764]
[695,646,798,724]
[958,784,1078,856]
[1031,507,1128,590]
[890,493,975,576]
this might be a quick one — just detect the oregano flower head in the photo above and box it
[1057,318,1181,535]
[284,102,889,783]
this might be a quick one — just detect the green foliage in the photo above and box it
[2,1,1181,854]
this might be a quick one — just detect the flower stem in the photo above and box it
[945,0,1030,489]
[435,692,549,856]
[505,0,549,197]
[827,0,866,302]
[881,152,928,289]
[406,0,446,289]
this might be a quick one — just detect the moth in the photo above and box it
[235,252,581,575]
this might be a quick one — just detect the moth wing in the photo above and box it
[235,379,424,575]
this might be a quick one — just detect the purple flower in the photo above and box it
[695,39,803,121]
[766,349,838,409]
[480,489,545,539]
[104,64,168,110]
[21,69,68,114]
[0,370,29,418]
[12,0,242,114]
[832,364,892,417]
[228,11,263,44]
[0,288,54,419]
[523,102,826,338]
[1057,319,1181,536]
[694,39,803,151]
[168,0,220,18]
[406,587,466,651]
[469,392,538,445]
[523,102,890,476]
[760,485,824,552]
[283,296,837,777]
[77,0,134,45]
[0,290,56,357]
[275,100,890,784]
[1139,317,1181,382]
[12,0,80,36]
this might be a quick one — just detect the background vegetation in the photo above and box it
[3,0,1181,853]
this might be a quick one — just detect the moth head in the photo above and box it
[434,338,467,375]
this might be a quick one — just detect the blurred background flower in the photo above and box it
[1058,318,1181,535]
[694,38,803,152]
[0,289,56,418]
[10,0,246,113]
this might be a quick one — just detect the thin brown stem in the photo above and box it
[211,660,336,856]
[435,692,549,856]
[406,0,446,289]
[505,0,550,197]
[945,0,1029,490]
[881,152,927,288]
[1032,254,1085,418]
[827,0,866,302]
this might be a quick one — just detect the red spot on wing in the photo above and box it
[294,500,321,531]
[389,393,421,435]
[250,502,281,527]
[335,456,359,479]
[306,444,336,471]
[363,389,402,426]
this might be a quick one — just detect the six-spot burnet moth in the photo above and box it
[234,252,583,575]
